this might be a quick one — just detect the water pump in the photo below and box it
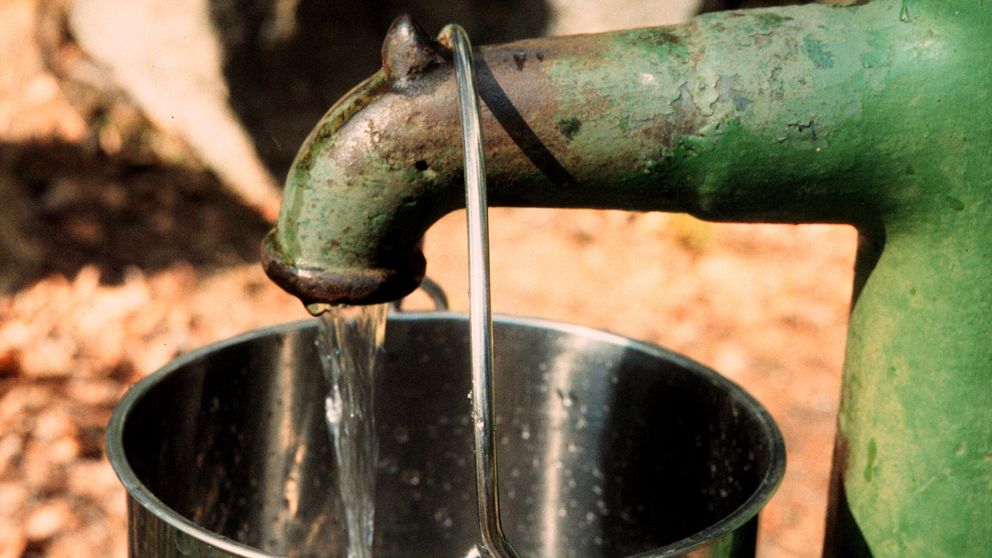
[263,2,992,554]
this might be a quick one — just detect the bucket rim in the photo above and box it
[106,312,786,557]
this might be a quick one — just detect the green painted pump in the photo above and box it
[262,0,991,555]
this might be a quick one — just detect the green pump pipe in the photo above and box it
[262,1,991,555]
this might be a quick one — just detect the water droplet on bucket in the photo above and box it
[434,507,454,528]
[557,388,575,407]
[400,469,422,486]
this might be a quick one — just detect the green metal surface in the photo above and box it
[263,1,991,555]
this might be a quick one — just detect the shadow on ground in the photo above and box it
[0,141,271,292]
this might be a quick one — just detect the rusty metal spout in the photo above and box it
[263,3,992,554]
[263,3,923,305]
[262,15,446,305]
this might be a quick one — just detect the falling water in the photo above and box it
[314,303,388,558]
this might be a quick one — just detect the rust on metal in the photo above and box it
[261,232,425,305]
[381,15,449,87]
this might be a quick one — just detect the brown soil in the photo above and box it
[0,1,855,556]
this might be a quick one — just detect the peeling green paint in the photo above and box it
[803,35,835,68]
[556,117,582,140]
[943,194,965,212]
[755,13,794,29]
[864,439,878,482]
[899,0,913,22]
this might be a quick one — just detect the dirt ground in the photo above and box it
[0,1,856,556]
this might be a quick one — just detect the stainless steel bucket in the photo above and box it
[107,313,784,557]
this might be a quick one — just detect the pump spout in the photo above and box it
[263,2,987,307]
[264,5,905,305]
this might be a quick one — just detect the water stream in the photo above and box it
[315,304,388,558]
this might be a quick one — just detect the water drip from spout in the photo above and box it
[316,304,388,558]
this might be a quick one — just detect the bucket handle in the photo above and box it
[391,275,450,312]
